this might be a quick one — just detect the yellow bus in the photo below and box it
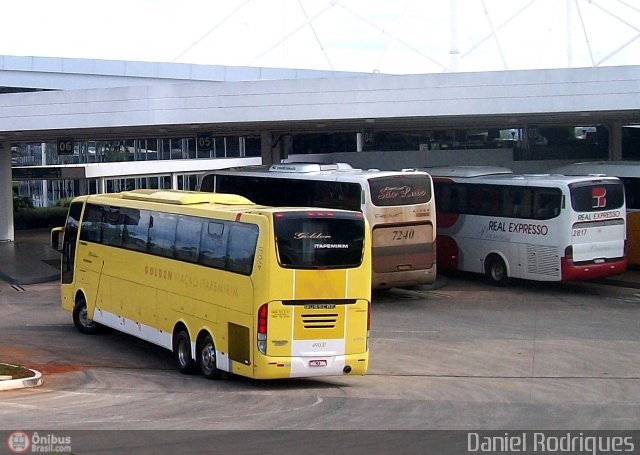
[51,189,371,380]
[200,163,436,289]
[551,161,640,268]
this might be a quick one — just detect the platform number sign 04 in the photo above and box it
[197,133,213,152]
[57,138,75,156]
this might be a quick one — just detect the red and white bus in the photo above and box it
[428,166,627,285]
[550,161,640,268]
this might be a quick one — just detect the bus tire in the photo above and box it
[173,329,197,374]
[198,333,222,380]
[72,296,100,335]
[485,255,509,287]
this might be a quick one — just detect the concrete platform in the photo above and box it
[0,229,60,285]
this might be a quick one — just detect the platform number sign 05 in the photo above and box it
[57,138,75,156]
[197,133,213,152]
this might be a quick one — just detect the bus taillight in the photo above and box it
[257,303,268,354]
[367,301,371,334]
[564,246,573,262]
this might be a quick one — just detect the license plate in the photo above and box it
[309,360,327,367]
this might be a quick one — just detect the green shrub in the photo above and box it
[13,206,68,230]
[12,196,34,211]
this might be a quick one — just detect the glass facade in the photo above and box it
[11,124,640,208]
[12,135,261,207]
[358,124,612,160]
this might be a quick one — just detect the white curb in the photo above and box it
[0,367,44,391]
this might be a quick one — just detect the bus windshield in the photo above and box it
[369,174,432,207]
[274,211,365,269]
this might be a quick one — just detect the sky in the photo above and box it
[1,0,639,74]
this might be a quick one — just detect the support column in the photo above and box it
[171,173,178,190]
[356,133,363,152]
[98,178,106,194]
[609,122,623,161]
[41,143,49,207]
[260,132,284,166]
[0,142,15,242]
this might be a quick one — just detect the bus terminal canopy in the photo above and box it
[1,56,640,243]
[1,60,639,145]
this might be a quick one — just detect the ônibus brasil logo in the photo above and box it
[592,187,607,208]
[7,431,30,454]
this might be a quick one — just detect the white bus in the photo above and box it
[200,163,436,289]
[550,161,640,268]
[428,166,627,285]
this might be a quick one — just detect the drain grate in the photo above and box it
[10,284,25,292]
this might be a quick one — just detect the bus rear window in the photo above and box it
[274,211,365,269]
[369,175,431,207]
[570,181,625,212]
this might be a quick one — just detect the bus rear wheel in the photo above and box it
[485,255,509,287]
[72,296,100,335]
[198,334,222,380]
[173,329,197,374]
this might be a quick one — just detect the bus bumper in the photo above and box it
[252,352,369,379]
[561,257,628,281]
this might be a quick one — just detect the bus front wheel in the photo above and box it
[173,329,197,374]
[72,297,100,335]
[485,255,509,287]
[198,334,222,380]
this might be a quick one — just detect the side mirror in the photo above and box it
[51,227,64,252]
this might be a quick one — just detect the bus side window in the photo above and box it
[434,183,467,213]
[505,188,527,218]
[80,204,103,243]
[103,207,124,247]
[468,186,484,215]
[148,212,178,258]
[534,190,561,220]
[457,185,468,214]
[199,221,227,269]
[121,208,150,252]
[175,216,203,263]
[227,224,259,275]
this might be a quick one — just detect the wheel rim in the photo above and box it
[491,262,504,281]
[201,342,216,375]
[79,306,94,329]
[177,338,191,368]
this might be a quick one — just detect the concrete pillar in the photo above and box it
[0,141,15,242]
[609,121,623,161]
[356,133,363,152]
[41,143,49,207]
[260,132,286,165]
[98,178,106,194]
[261,132,274,166]
[171,173,178,189]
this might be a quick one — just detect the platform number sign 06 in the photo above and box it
[57,138,75,156]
